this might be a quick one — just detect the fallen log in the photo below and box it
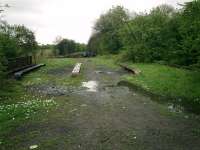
[14,64,45,80]
[119,63,141,75]
[72,63,82,76]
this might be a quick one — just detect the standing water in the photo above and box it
[82,81,98,92]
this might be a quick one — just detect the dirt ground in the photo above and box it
[2,59,200,150]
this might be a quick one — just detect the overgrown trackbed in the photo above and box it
[3,58,200,150]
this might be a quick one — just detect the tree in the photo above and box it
[75,43,86,52]
[117,1,200,67]
[56,38,86,56]
[89,6,129,54]
[87,33,101,54]
[177,0,200,66]
[0,23,37,58]
[56,39,76,55]
[13,25,38,55]
[117,4,176,62]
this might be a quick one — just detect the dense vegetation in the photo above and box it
[38,39,87,57]
[0,22,38,83]
[55,39,86,56]
[88,0,200,68]
[0,23,37,58]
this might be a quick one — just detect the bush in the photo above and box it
[88,1,200,69]
[0,22,38,89]
[0,23,37,58]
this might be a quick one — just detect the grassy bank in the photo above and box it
[121,63,200,113]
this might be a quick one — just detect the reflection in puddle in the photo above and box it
[82,81,98,92]
[95,70,114,75]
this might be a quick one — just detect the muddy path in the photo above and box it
[3,59,200,150]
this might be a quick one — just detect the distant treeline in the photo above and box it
[55,39,86,56]
[88,0,200,68]
[39,39,86,57]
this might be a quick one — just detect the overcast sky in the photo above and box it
[1,0,190,44]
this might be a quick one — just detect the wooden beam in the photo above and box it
[72,63,82,76]
[119,63,141,75]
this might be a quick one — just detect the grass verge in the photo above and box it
[121,63,200,113]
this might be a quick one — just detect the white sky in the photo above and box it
[2,0,190,44]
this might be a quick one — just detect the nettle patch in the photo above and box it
[0,98,58,122]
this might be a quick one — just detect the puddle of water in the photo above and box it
[82,81,98,92]
[95,70,114,75]
[107,72,113,74]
